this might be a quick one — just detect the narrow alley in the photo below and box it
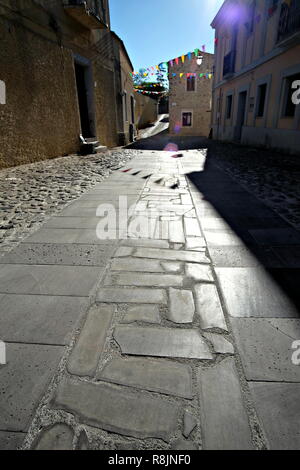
[0,127,299,450]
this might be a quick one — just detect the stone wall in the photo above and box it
[0,15,80,168]
[135,94,158,129]
[0,0,119,169]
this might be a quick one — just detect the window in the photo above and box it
[187,76,196,92]
[283,73,300,117]
[226,95,233,119]
[246,1,256,34]
[182,112,192,127]
[256,83,267,117]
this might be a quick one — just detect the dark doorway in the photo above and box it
[75,63,93,138]
[130,95,135,125]
[235,91,247,141]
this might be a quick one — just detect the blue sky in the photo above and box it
[109,0,224,72]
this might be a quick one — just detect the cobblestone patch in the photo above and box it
[210,142,300,229]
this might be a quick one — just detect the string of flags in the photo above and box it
[168,72,213,79]
[134,89,165,95]
[130,46,208,78]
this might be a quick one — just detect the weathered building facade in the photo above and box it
[168,51,214,137]
[112,32,136,146]
[0,0,135,168]
[211,0,300,154]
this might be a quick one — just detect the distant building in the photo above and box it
[0,0,135,168]
[168,51,214,137]
[211,0,300,154]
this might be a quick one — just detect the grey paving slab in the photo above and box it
[198,358,253,450]
[183,411,197,438]
[0,431,25,450]
[67,199,137,209]
[79,194,139,201]
[249,382,300,450]
[203,333,234,354]
[171,439,198,450]
[114,247,134,257]
[134,247,210,263]
[169,219,185,243]
[0,243,115,266]
[121,238,169,248]
[204,229,245,246]
[52,379,179,442]
[122,305,161,324]
[33,424,74,450]
[97,287,167,304]
[216,267,298,318]
[105,272,184,287]
[270,246,300,268]
[0,343,63,432]
[0,264,103,296]
[208,246,284,268]
[57,207,104,217]
[114,325,213,360]
[184,218,202,237]
[185,237,206,250]
[230,318,300,382]
[99,356,193,399]
[24,228,117,245]
[168,288,195,324]
[249,228,300,246]
[185,263,214,282]
[200,218,232,231]
[76,430,90,450]
[161,261,182,273]
[110,257,180,273]
[43,217,101,229]
[194,284,228,331]
[0,294,88,344]
[68,304,114,377]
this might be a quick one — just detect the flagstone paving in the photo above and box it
[0,148,299,450]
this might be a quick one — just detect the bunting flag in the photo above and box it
[167,72,213,79]
[132,46,210,77]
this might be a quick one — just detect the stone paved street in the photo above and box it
[0,141,300,450]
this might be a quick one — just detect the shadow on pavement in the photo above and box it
[186,148,300,314]
[127,129,210,151]
[127,131,300,314]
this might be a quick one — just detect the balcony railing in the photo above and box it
[223,50,236,78]
[277,0,300,44]
[63,0,108,29]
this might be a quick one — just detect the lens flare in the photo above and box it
[164,143,178,152]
